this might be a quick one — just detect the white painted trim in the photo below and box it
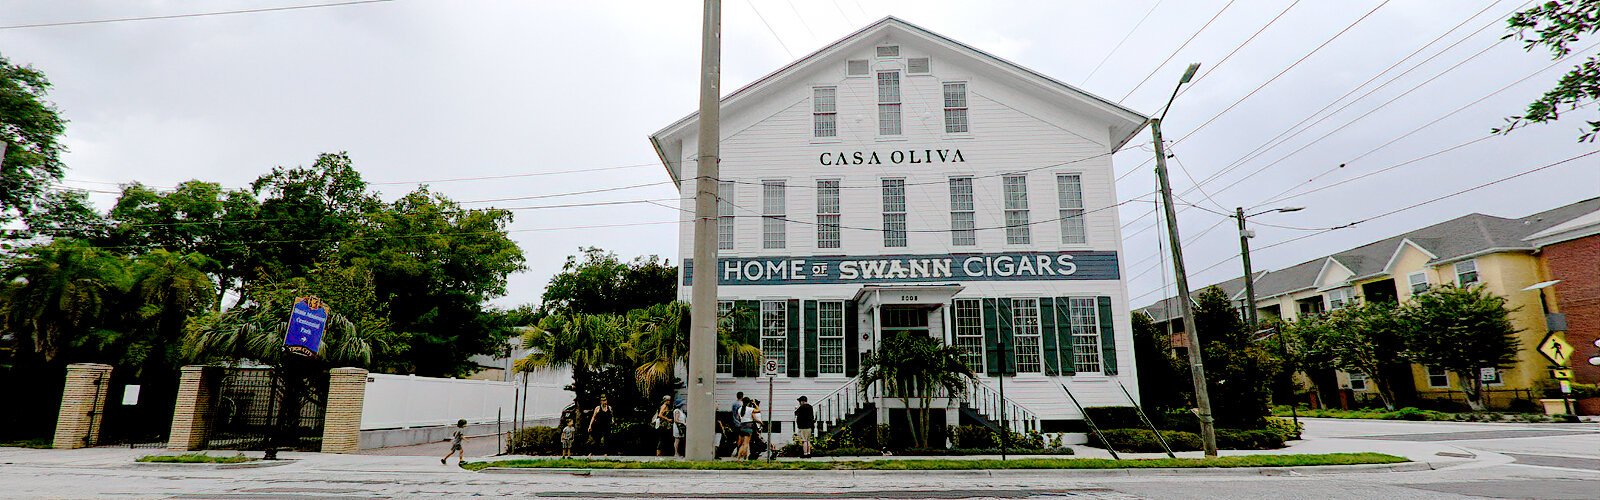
[1381,238,1439,276]
[1313,257,1356,292]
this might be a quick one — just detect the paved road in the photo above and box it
[2,418,1598,499]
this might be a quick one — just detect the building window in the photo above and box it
[1326,288,1354,310]
[876,45,900,58]
[717,301,734,374]
[1408,271,1429,295]
[1069,297,1102,373]
[1348,371,1368,391]
[816,179,841,249]
[877,71,902,135]
[1426,366,1450,388]
[1455,260,1478,287]
[882,178,907,247]
[953,298,985,373]
[812,87,837,138]
[817,301,845,375]
[949,177,976,246]
[1002,174,1031,244]
[761,301,788,375]
[943,82,968,133]
[717,181,735,250]
[1056,173,1086,244]
[1011,299,1043,373]
[762,180,786,249]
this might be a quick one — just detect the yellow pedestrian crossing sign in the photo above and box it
[1537,333,1573,367]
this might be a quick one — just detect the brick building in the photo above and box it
[1526,208,1600,384]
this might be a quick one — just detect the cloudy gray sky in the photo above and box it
[3,0,1596,308]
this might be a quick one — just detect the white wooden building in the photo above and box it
[650,17,1147,446]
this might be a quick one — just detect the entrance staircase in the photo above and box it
[814,376,1039,438]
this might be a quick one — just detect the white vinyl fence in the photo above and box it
[361,369,572,430]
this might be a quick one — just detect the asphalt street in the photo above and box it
[2,418,1597,499]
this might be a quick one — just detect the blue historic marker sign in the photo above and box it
[284,296,329,357]
[683,251,1120,285]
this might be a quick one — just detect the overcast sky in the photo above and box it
[2,0,1596,308]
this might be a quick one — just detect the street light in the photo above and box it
[1235,206,1306,428]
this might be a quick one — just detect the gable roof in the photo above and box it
[1525,206,1600,247]
[1136,271,1263,322]
[649,16,1149,184]
[1146,196,1600,306]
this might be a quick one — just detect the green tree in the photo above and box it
[1400,285,1522,411]
[181,263,391,367]
[1322,301,1409,410]
[1190,286,1277,428]
[1131,311,1185,412]
[517,312,631,403]
[626,301,760,392]
[0,239,127,364]
[1274,313,1341,409]
[0,54,68,228]
[21,189,107,241]
[244,152,379,284]
[340,187,524,376]
[539,248,676,316]
[857,332,975,449]
[101,181,259,307]
[1499,0,1600,141]
[125,250,215,377]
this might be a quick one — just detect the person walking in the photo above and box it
[794,396,815,458]
[653,395,674,456]
[440,419,467,465]
[672,399,688,457]
[560,419,576,458]
[588,395,613,456]
[735,396,756,460]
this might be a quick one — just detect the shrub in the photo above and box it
[1265,416,1302,440]
[1217,429,1285,450]
[1089,429,1202,453]
[1083,407,1145,429]
[949,425,999,449]
[507,426,562,455]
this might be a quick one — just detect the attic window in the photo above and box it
[908,57,930,74]
[846,59,869,76]
[876,45,900,58]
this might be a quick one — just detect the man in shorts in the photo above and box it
[794,396,815,458]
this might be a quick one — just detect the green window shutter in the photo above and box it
[787,299,801,377]
[1041,297,1059,376]
[982,298,1000,376]
[1056,298,1075,375]
[998,298,1016,375]
[736,300,760,377]
[1097,296,1118,375]
[804,300,819,377]
[844,301,860,377]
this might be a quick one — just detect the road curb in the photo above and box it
[477,461,1437,478]
[131,459,295,470]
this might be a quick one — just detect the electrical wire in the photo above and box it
[1118,0,1237,103]
[0,0,393,30]
[1081,0,1165,86]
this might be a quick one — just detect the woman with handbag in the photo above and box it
[653,395,674,456]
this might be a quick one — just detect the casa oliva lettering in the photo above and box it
[818,149,966,166]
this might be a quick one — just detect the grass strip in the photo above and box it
[463,452,1405,471]
[0,438,51,449]
[136,453,256,464]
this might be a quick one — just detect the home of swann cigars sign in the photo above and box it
[683,251,1119,285]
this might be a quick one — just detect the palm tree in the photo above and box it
[0,239,127,363]
[181,295,382,367]
[627,301,761,392]
[128,250,215,376]
[858,331,976,449]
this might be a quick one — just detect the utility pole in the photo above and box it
[1152,114,1218,458]
[1239,206,1301,429]
[684,0,722,462]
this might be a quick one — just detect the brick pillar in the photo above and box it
[167,366,213,451]
[52,363,114,449]
[321,367,369,453]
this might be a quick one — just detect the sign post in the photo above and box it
[266,296,329,460]
[1536,332,1576,415]
[764,358,778,461]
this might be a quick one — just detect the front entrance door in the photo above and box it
[881,305,931,338]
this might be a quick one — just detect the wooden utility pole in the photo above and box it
[1151,117,1219,458]
[685,0,722,462]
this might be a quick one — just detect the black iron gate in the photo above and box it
[204,366,328,451]
[97,369,176,449]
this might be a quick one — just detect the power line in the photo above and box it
[1175,0,1303,97]
[1118,0,1238,103]
[1081,0,1165,86]
[0,0,393,31]
[746,0,796,58]
[61,161,662,190]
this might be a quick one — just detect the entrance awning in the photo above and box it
[852,284,965,310]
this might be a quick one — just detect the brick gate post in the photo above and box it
[321,367,369,453]
[52,363,114,449]
[167,366,213,451]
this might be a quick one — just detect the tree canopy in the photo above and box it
[1500,0,1600,141]
[0,54,69,228]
